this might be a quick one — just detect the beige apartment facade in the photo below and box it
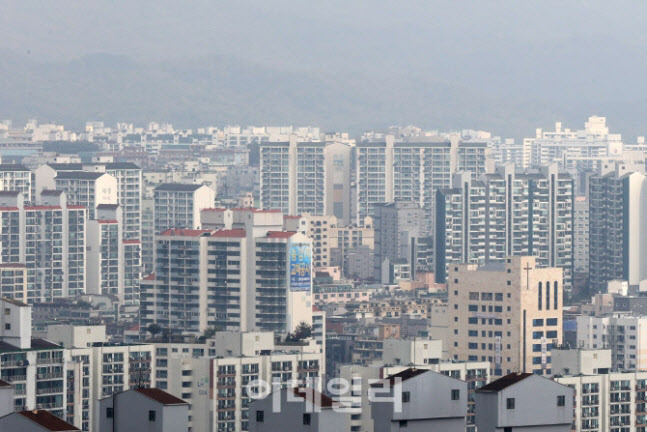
[301,214,374,270]
[447,256,563,377]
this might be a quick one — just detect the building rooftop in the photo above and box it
[2,297,28,306]
[154,183,203,192]
[211,229,246,238]
[0,164,29,171]
[477,263,507,272]
[46,163,84,170]
[290,387,338,408]
[0,338,62,354]
[159,228,212,237]
[370,368,428,388]
[0,379,11,388]
[476,373,533,392]
[134,388,188,405]
[266,231,296,239]
[15,410,80,431]
[103,162,141,170]
[55,171,106,180]
[0,191,21,197]
[40,190,63,196]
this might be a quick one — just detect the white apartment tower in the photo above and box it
[355,134,493,222]
[0,164,32,203]
[0,191,85,301]
[141,208,313,336]
[588,161,647,292]
[525,116,623,174]
[34,162,143,240]
[54,171,117,220]
[153,183,215,233]
[435,163,574,293]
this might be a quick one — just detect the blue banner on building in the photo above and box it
[289,243,311,291]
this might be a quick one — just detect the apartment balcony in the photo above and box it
[36,387,64,395]
[37,372,64,380]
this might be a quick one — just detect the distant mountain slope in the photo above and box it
[0,50,645,139]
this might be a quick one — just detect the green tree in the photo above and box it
[147,323,162,338]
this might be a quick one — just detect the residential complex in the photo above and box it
[0,191,85,301]
[435,163,575,293]
[588,161,647,292]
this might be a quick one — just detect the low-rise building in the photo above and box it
[475,373,573,432]
[249,387,348,432]
[98,387,188,432]
[371,368,468,432]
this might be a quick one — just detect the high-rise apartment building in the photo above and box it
[373,201,430,280]
[153,332,324,432]
[0,191,85,301]
[588,161,647,293]
[153,183,215,234]
[0,264,28,302]
[259,138,354,220]
[141,208,313,336]
[54,171,117,220]
[86,204,141,305]
[0,164,32,202]
[575,196,590,274]
[447,256,563,377]
[34,162,143,240]
[576,315,647,371]
[299,214,375,272]
[555,370,647,432]
[435,164,574,293]
[525,116,623,174]
[355,135,493,222]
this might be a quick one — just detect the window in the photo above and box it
[399,420,408,427]
[148,411,156,421]
[506,398,515,409]
[106,407,113,418]
[538,282,542,310]
[554,281,559,309]
[504,428,512,432]
[256,411,264,422]
[557,395,565,406]
[4,308,9,315]
[546,280,551,309]
[4,324,10,330]
[533,319,544,327]
[402,391,410,402]
[303,414,311,425]
[546,318,558,326]
[451,389,460,400]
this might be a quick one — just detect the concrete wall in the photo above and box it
[99,390,188,432]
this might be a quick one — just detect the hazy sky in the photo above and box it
[2,1,647,136]
[3,1,646,65]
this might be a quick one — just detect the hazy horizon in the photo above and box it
[2,0,647,139]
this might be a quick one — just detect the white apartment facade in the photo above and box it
[0,191,85,301]
[435,164,575,293]
[141,211,314,336]
[355,134,493,222]
[153,183,215,233]
[54,171,117,220]
[0,164,32,202]
[576,315,647,371]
